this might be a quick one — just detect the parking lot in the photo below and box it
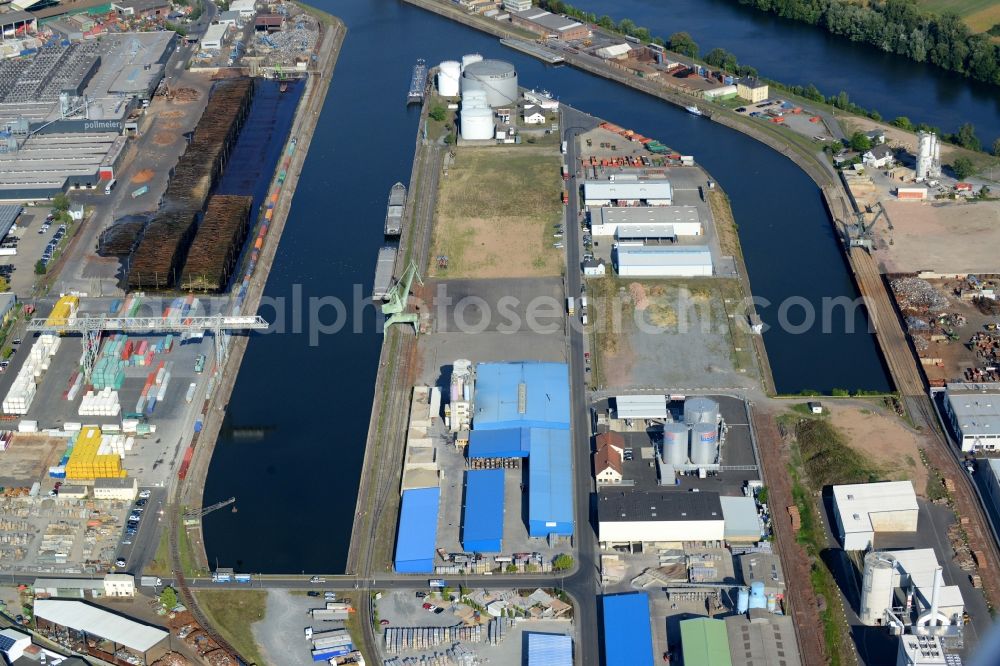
[732,99,835,142]
[1,206,75,295]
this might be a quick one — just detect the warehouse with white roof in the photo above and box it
[615,245,712,277]
[941,382,1000,452]
[583,180,672,207]
[831,481,918,551]
[34,599,169,664]
[592,205,701,236]
[613,394,669,420]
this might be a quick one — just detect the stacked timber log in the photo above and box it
[127,211,197,290]
[163,78,254,211]
[180,195,253,292]
[98,220,145,256]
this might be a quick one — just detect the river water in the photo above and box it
[199,0,971,572]
[569,0,1000,145]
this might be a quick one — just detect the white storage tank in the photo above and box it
[860,551,897,626]
[684,396,719,426]
[461,59,518,107]
[661,423,688,466]
[437,60,461,97]
[460,106,494,140]
[689,423,718,465]
[462,88,489,109]
[461,53,483,72]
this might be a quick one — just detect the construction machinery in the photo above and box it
[381,260,422,333]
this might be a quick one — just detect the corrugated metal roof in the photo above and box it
[720,495,762,540]
[680,618,732,666]
[473,362,570,431]
[946,386,1000,437]
[394,487,440,573]
[601,593,654,666]
[614,394,668,419]
[584,180,672,200]
[34,599,167,653]
[528,428,573,537]
[468,427,530,458]
[616,245,712,267]
[527,632,572,665]
[462,469,505,553]
[0,205,22,240]
[601,206,699,226]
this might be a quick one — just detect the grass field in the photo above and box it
[194,589,268,666]
[429,146,564,279]
[914,0,1000,32]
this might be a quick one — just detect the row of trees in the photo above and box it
[733,0,1000,86]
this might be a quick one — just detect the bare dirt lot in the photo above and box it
[0,435,64,486]
[843,116,992,168]
[825,401,930,494]
[875,199,1000,274]
[428,146,563,279]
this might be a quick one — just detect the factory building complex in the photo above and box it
[394,361,572,573]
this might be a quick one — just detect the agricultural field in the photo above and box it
[914,0,1000,33]
[429,147,564,279]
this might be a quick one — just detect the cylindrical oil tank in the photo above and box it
[737,587,750,614]
[461,59,518,107]
[684,396,719,426]
[462,88,489,109]
[437,60,461,97]
[689,423,718,465]
[661,423,688,466]
[461,53,483,71]
[748,581,766,609]
[460,107,494,141]
[860,552,897,626]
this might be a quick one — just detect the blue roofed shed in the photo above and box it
[474,362,570,430]
[462,469,505,553]
[394,487,440,573]
[528,428,573,537]
[468,428,530,459]
[602,593,655,666]
[527,633,572,665]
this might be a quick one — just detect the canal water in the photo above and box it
[568,0,1000,145]
[204,0,899,572]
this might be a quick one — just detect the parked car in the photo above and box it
[139,490,151,499]
[422,603,437,612]
[415,591,427,598]
[307,591,320,597]
[115,558,127,568]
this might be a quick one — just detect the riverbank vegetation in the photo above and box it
[731,0,1000,86]
[193,589,268,666]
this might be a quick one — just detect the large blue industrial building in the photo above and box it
[527,428,574,537]
[462,469,506,553]
[473,362,570,430]
[394,487,441,573]
[467,427,531,459]
[601,593,655,666]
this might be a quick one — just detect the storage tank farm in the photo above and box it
[437,60,461,97]
[459,88,493,141]
[684,397,721,467]
[461,53,483,71]
[461,59,518,107]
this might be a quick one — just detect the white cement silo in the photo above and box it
[437,60,461,97]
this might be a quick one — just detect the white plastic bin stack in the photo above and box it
[97,432,131,459]
[78,387,122,416]
[66,373,83,401]
[3,334,61,414]
[156,363,171,402]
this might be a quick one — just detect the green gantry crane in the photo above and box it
[382,259,423,334]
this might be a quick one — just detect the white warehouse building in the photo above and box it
[200,23,229,51]
[615,245,712,277]
[832,481,918,551]
[941,382,1000,452]
[597,490,724,547]
[583,180,672,207]
[592,206,702,237]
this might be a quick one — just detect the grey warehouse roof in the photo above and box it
[614,394,669,419]
[946,383,1000,436]
[616,245,711,267]
[34,599,168,652]
[598,489,723,523]
[509,8,583,32]
[600,206,699,225]
[0,205,22,239]
[616,224,677,240]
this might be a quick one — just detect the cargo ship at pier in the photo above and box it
[372,246,398,301]
[384,182,407,236]
[407,59,427,104]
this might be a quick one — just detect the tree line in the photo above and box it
[732,0,1000,86]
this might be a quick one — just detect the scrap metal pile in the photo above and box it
[250,8,318,66]
[891,277,948,313]
[180,195,253,292]
[127,211,197,290]
[163,78,254,212]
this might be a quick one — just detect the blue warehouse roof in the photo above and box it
[528,428,573,537]
[602,593,655,666]
[394,487,440,573]
[474,362,570,431]
[468,427,530,459]
[462,469,505,553]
